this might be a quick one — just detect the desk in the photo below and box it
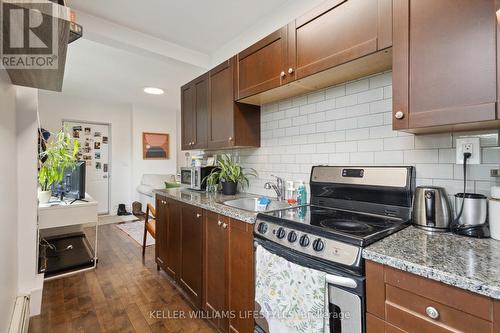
[38,194,98,229]
[38,194,99,279]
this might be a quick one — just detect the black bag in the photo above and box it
[117,204,131,216]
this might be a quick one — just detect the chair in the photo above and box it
[142,204,156,256]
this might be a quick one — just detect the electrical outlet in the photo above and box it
[456,137,481,164]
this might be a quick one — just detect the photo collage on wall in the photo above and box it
[71,125,109,179]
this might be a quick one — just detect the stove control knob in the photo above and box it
[276,227,286,239]
[257,222,268,234]
[299,234,310,247]
[312,238,325,252]
[287,231,297,243]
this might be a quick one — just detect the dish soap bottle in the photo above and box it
[296,181,307,206]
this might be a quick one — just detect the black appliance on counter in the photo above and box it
[254,166,415,333]
[180,166,218,191]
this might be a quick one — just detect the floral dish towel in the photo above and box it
[255,245,329,333]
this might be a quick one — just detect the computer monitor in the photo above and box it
[51,161,86,200]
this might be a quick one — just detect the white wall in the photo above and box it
[16,87,44,316]
[131,104,178,200]
[38,92,133,214]
[210,0,325,65]
[0,69,19,331]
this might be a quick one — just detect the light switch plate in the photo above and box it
[456,137,481,164]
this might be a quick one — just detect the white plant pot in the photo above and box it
[38,190,52,204]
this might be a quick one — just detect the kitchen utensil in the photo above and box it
[413,186,452,231]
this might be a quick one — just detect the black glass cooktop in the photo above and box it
[262,205,409,246]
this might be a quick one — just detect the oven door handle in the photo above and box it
[326,274,357,289]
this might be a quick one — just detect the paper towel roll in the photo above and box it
[489,198,500,241]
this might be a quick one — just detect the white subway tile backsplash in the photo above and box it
[210,71,500,200]
[383,136,415,151]
[335,94,358,108]
[415,133,452,149]
[346,128,370,141]
[404,150,439,164]
[369,72,392,88]
[356,88,384,104]
[325,85,346,99]
[336,118,357,130]
[346,79,369,94]
[351,152,374,164]
[357,114,384,128]
[374,151,404,164]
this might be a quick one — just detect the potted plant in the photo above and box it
[205,154,257,195]
[38,129,80,203]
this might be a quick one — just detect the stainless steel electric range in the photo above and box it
[254,166,415,333]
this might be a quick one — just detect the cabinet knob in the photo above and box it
[394,111,405,120]
[228,137,233,142]
[280,71,286,77]
[425,306,439,320]
[288,67,294,74]
[222,223,228,229]
[196,213,201,218]
[218,220,223,226]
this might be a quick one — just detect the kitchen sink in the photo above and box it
[221,197,289,212]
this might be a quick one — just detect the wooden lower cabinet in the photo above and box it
[366,261,499,333]
[203,211,229,332]
[179,203,203,308]
[227,218,254,333]
[156,197,254,333]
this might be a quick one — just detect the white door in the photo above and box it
[63,121,111,214]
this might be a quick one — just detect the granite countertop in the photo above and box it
[153,187,292,224]
[363,226,500,300]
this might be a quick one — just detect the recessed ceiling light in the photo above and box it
[143,87,164,95]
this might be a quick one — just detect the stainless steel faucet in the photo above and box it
[264,175,285,201]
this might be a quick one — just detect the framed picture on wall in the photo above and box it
[142,132,169,160]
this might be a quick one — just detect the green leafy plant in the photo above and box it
[38,129,80,192]
[205,154,257,191]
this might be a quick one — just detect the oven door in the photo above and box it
[180,168,193,187]
[254,238,364,333]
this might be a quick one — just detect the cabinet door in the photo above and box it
[228,219,254,333]
[181,83,195,150]
[208,59,235,149]
[180,204,203,308]
[165,199,181,280]
[155,196,168,269]
[237,26,291,99]
[293,0,388,80]
[192,73,209,149]
[203,212,228,332]
[393,0,497,130]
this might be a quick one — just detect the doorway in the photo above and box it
[63,120,111,215]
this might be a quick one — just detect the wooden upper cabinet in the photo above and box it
[209,59,236,148]
[209,57,261,149]
[181,73,209,150]
[181,84,195,150]
[237,26,293,99]
[293,0,392,80]
[193,74,209,149]
[393,0,498,132]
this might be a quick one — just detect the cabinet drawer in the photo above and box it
[386,285,493,333]
[385,266,492,321]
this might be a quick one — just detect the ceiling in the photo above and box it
[58,38,203,108]
[67,0,293,54]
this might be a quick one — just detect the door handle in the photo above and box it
[325,274,357,288]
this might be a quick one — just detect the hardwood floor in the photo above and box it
[29,223,217,333]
